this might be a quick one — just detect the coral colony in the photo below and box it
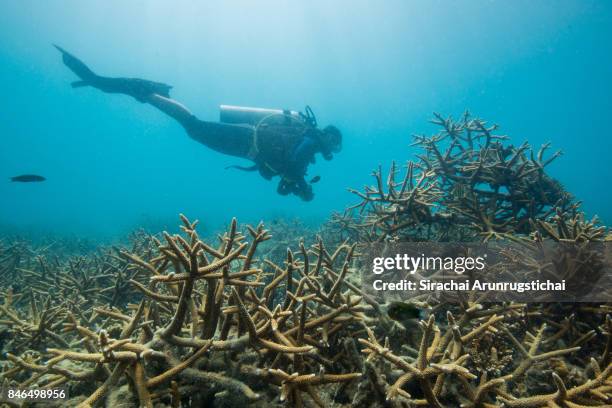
[1,114,610,407]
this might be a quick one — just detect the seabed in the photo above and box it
[1,114,610,407]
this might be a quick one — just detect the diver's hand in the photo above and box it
[298,186,314,201]
[276,179,313,201]
[277,180,292,196]
[293,179,314,201]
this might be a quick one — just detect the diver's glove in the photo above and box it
[298,185,314,202]
[277,179,293,196]
[277,179,314,201]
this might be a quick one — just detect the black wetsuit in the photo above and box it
[178,114,320,201]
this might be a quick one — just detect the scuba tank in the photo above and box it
[220,105,300,126]
[219,105,318,127]
[221,105,320,179]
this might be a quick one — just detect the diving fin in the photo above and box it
[53,44,97,82]
[54,44,173,101]
[121,78,173,100]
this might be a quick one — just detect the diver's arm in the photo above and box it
[291,137,317,165]
[284,137,317,181]
[283,140,316,201]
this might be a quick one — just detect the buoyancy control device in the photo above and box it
[221,105,320,181]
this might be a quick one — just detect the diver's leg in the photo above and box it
[147,94,255,159]
[146,94,195,126]
[186,121,255,159]
[55,47,255,159]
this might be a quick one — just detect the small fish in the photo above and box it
[309,175,321,184]
[386,301,424,322]
[10,174,46,182]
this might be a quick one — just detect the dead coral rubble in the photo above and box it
[0,113,610,407]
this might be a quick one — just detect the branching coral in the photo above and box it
[0,113,609,407]
[337,112,587,243]
[1,215,366,407]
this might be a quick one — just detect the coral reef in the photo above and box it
[332,112,596,243]
[0,113,610,407]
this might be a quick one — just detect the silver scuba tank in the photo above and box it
[219,105,302,126]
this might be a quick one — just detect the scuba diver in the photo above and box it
[53,45,342,201]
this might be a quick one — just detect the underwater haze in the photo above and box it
[0,0,611,239]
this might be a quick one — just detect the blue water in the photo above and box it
[1,1,610,238]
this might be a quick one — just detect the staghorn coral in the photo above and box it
[0,113,610,407]
[1,215,366,407]
[335,112,590,244]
